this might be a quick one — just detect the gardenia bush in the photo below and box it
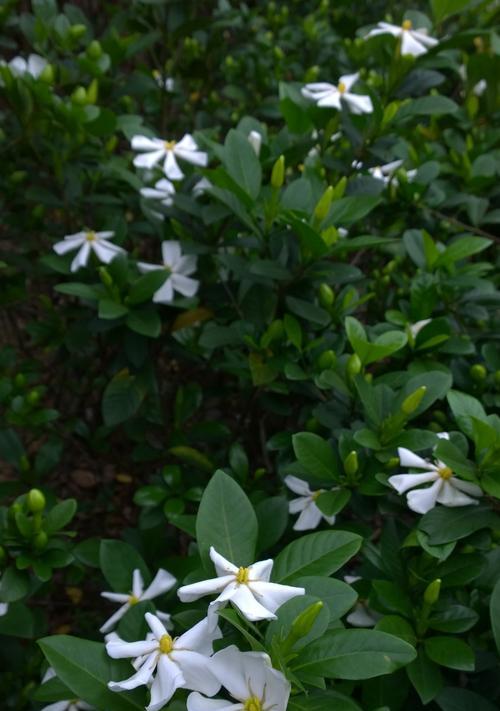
[0,1,499,710]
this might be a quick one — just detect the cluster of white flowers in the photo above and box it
[1,53,47,78]
[100,547,302,710]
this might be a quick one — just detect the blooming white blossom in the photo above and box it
[131,134,208,180]
[284,475,336,531]
[6,53,47,78]
[187,645,290,711]
[41,669,93,711]
[365,19,438,57]
[100,568,176,633]
[177,547,305,628]
[106,612,221,711]
[140,178,176,207]
[368,160,417,184]
[389,447,482,514]
[247,130,262,156]
[302,72,373,114]
[138,241,199,304]
[53,230,126,273]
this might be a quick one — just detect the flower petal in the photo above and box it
[339,71,359,91]
[177,576,233,603]
[209,646,271,701]
[99,603,130,633]
[248,558,273,582]
[317,92,342,109]
[171,273,199,298]
[152,278,174,304]
[344,93,373,114]
[175,254,197,276]
[187,692,240,711]
[397,448,433,470]
[209,548,239,576]
[284,475,311,496]
[437,480,480,507]
[175,148,208,168]
[53,239,82,255]
[249,581,305,614]
[145,611,168,641]
[171,649,221,695]
[134,149,166,170]
[131,135,164,151]
[388,471,438,495]
[142,569,176,600]
[175,617,222,655]
[229,584,277,622]
[161,240,182,266]
[108,651,157,691]
[401,31,427,57]
[451,478,482,498]
[164,151,184,180]
[289,496,310,514]
[70,242,91,272]
[106,638,158,659]
[132,569,144,598]
[293,502,323,531]
[407,479,442,514]
[147,655,185,711]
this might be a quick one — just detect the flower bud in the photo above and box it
[313,186,333,223]
[470,364,487,382]
[19,455,31,473]
[39,64,55,84]
[423,578,441,606]
[401,386,427,415]
[271,155,285,189]
[99,267,113,288]
[71,86,87,105]
[27,489,46,513]
[347,353,362,378]
[319,283,335,307]
[318,349,336,370]
[86,40,102,60]
[27,389,40,406]
[33,530,48,550]
[289,601,324,641]
[86,78,99,104]
[69,24,87,39]
[344,450,358,476]
[265,319,284,343]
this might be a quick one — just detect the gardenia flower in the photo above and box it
[409,318,431,339]
[140,178,176,207]
[368,160,417,184]
[131,134,208,180]
[106,612,221,711]
[187,645,290,711]
[100,568,176,633]
[284,475,336,531]
[6,53,47,78]
[365,20,438,57]
[177,547,305,628]
[389,447,482,514]
[53,230,126,272]
[248,130,262,156]
[41,669,93,710]
[138,241,199,303]
[301,72,373,114]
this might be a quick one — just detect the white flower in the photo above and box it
[152,70,175,92]
[41,669,93,710]
[409,318,432,339]
[177,547,305,628]
[366,20,438,57]
[52,230,126,273]
[100,568,176,633]
[356,160,417,185]
[131,134,208,180]
[0,602,8,616]
[193,176,213,197]
[187,645,290,711]
[389,447,482,514]
[247,130,262,156]
[107,612,221,711]
[140,178,176,207]
[138,241,199,304]
[284,475,336,531]
[7,53,47,78]
[347,604,379,627]
[302,72,373,114]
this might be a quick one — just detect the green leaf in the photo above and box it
[286,296,330,326]
[435,236,492,267]
[315,490,351,516]
[127,270,168,305]
[255,496,289,553]
[224,128,262,200]
[101,371,145,427]
[490,578,500,655]
[98,299,129,320]
[0,602,36,638]
[436,687,498,711]
[424,636,475,671]
[0,566,30,603]
[293,576,358,620]
[324,196,381,227]
[266,594,330,650]
[126,309,162,338]
[345,317,407,365]
[54,282,100,300]
[292,629,416,679]
[196,470,258,570]
[38,636,145,711]
[431,0,475,23]
[406,649,443,705]
[45,499,77,534]
[273,530,362,583]
[288,690,362,711]
[292,432,339,481]
[99,539,150,592]
[394,96,459,122]
[375,615,417,646]
[447,390,488,437]
[419,505,500,544]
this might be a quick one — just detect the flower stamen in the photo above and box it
[337,81,346,94]
[128,594,140,605]
[438,466,453,480]
[244,696,263,711]
[159,633,173,654]
[236,566,250,584]
[85,231,96,242]
[402,19,412,30]
[164,140,177,151]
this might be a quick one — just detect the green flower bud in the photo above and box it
[71,86,87,105]
[423,578,441,606]
[401,386,427,415]
[347,354,362,378]
[319,283,335,307]
[387,457,399,469]
[14,373,26,388]
[86,40,102,59]
[313,186,334,223]
[105,135,118,153]
[27,489,46,513]
[40,64,55,84]
[265,319,284,343]
[33,530,48,550]
[470,364,487,382]
[86,79,98,104]
[289,601,324,641]
[318,349,336,370]
[26,389,40,406]
[69,24,87,39]
[19,455,31,473]
[344,450,358,476]
[273,46,284,61]
[271,155,285,189]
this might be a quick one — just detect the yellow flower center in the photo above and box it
[85,231,96,242]
[244,696,262,711]
[402,19,412,30]
[128,595,140,605]
[164,140,177,151]
[159,633,174,654]
[312,490,323,501]
[438,466,453,480]
[337,81,346,94]
[236,566,250,584]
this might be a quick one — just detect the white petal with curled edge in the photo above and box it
[228,584,276,621]
[177,575,233,603]
[141,187,168,200]
[187,692,240,711]
[407,479,442,514]
[142,569,176,600]
[209,547,239,576]
[171,273,199,298]
[161,240,182,267]
[137,261,160,274]
[249,580,305,614]
[91,241,124,265]
[152,277,174,304]
[176,254,197,276]
[0,602,9,617]
[156,177,176,194]
[70,242,91,272]
[317,91,342,109]
[131,135,164,151]
[401,31,427,57]
[347,605,377,627]
[248,558,273,582]
[294,502,323,530]
[172,649,221,695]
[412,29,438,48]
[132,569,144,598]
[175,617,222,656]
[108,651,158,690]
[99,603,130,634]
[106,638,158,659]
[339,72,359,91]
[40,702,71,711]
[27,54,47,78]
[53,238,83,255]
[289,496,310,514]
[284,475,312,496]
[164,151,184,180]
[145,611,168,641]
[176,147,208,167]
[369,22,401,38]
[437,481,480,507]
[133,149,166,170]
[176,134,199,152]
[397,448,434,470]
[388,471,438,495]
[344,93,373,114]
[95,231,115,240]
[451,478,482,498]
[147,654,185,711]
